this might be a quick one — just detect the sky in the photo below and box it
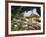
[11,6,41,17]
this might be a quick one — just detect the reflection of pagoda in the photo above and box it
[24,8,40,24]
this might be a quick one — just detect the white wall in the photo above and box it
[0,0,46,37]
[0,0,5,37]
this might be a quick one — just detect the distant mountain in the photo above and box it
[24,8,40,17]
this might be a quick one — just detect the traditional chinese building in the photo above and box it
[24,8,41,25]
